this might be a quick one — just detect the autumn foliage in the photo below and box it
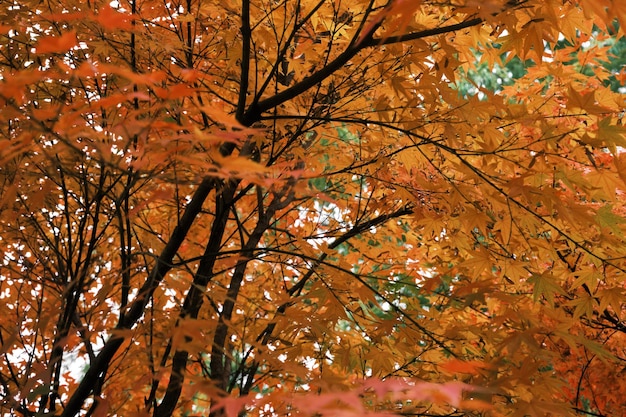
[1,0,626,416]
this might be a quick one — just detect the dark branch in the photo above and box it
[61,177,217,417]
[242,17,484,125]
[236,0,251,120]
[362,17,483,47]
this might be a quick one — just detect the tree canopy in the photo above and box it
[1,0,626,416]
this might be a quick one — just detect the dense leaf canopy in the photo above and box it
[1,0,626,416]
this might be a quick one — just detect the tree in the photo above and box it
[1,0,625,416]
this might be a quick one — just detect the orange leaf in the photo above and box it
[441,359,491,375]
[95,5,134,30]
[92,398,110,417]
[35,31,78,54]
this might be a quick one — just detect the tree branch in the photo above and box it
[242,17,484,125]
[236,0,251,120]
[362,17,483,47]
[155,181,237,417]
[61,177,217,417]
[257,204,413,347]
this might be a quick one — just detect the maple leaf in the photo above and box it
[211,395,250,417]
[589,117,626,151]
[595,204,626,236]
[95,5,134,30]
[597,287,624,314]
[528,272,567,306]
[440,359,492,375]
[35,31,78,54]
[566,295,597,319]
[566,85,608,114]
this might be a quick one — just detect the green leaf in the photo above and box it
[527,272,567,305]
[591,117,626,151]
[595,204,626,236]
[566,294,597,319]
